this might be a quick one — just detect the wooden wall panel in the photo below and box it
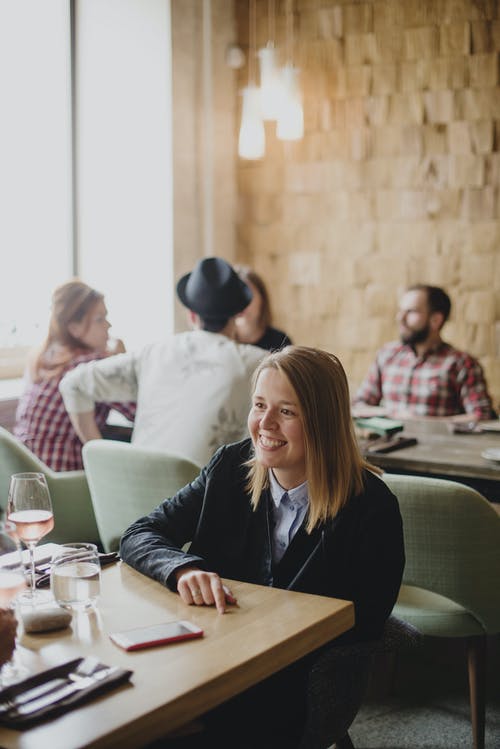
[234,0,500,407]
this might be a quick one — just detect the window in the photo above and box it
[0,0,173,380]
[0,0,72,375]
[75,0,173,349]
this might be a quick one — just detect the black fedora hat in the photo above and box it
[176,257,253,319]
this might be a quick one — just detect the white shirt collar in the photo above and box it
[268,469,308,508]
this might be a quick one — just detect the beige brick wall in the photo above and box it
[234,0,500,407]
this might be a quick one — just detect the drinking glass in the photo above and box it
[7,472,54,602]
[0,521,28,686]
[51,543,101,612]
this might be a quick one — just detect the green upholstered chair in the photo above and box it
[82,440,201,552]
[0,426,100,546]
[383,473,500,749]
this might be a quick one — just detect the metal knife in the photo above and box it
[14,667,119,716]
[0,678,67,714]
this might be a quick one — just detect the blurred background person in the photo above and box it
[353,284,495,422]
[234,266,292,352]
[59,258,265,468]
[14,280,135,471]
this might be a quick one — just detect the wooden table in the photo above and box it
[361,419,500,507]
[0,562,354,749]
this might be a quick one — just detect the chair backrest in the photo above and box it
[0,426,100,545]
[82,440,201,552]
[383,473,500,633]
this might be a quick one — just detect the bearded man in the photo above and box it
[352,284,495,421]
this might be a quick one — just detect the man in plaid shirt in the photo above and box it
[353,285,495,421]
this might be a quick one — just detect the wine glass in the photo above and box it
[0,520,28,686]
[7,472,54,602]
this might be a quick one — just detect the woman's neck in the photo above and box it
[272,468,307,491]
[235,320,266,344]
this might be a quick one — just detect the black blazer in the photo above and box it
[120,439,405,642]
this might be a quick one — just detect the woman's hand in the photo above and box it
[107,338,126,355]
[0,609,17,667]
[175,567,237,614]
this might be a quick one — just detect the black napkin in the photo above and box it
[0,656,132,728]
[365,435,418,454]
[35,551,120,589]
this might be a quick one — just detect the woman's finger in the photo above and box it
[176,569,228,612]
[223,584,238,606]
[209,577,227,614]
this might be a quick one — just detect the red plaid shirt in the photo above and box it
[14,353,136,471]
[354,341,494,420]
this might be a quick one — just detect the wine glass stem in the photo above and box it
[27,543,36,596]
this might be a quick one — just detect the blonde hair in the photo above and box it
[31,280,103,381]
[246,346,378,532]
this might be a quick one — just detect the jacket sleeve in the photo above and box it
[119,447,226,588]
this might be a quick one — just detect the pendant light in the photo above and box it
[238,86,265,159]
[276,65,304,140]
[257,0,281,121]
[276,0,304,142]
[238,0,265,159]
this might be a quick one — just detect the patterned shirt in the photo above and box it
[353,341,494,420]
[14,353,136,472]
[59,331,265,468]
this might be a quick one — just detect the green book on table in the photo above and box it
[354,417,404,438]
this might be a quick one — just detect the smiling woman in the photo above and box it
[248,366,306,488]
[120,345,405,749]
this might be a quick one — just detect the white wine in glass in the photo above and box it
[7,472,54,602]
[0,520,28,686]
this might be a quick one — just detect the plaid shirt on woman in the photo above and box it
[354,341,494,420]
[14,353,136,471]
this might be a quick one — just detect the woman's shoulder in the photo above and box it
[63,350,106,371]
[358,468,401,509]
[206,438,253,471]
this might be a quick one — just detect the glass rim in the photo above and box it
[51,542,99,562]
[10,472,46,480]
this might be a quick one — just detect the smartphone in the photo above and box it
[109,620,204,651]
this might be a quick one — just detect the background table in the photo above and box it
[0,562,354,749]
[361,419,500,508]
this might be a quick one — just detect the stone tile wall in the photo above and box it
[234,0,500,406]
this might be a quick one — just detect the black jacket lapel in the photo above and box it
[272,524,324,591]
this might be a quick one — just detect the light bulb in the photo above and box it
[238,85,265,159]
[276,65,304,141]
[258,45,282,121]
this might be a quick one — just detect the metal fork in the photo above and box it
[0,656,103,714]
[15,664,119,716]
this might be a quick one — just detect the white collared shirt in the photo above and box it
[269,470,309,564]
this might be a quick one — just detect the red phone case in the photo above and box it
[109,622,204,651]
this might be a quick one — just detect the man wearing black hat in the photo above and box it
[59,258,265,467]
